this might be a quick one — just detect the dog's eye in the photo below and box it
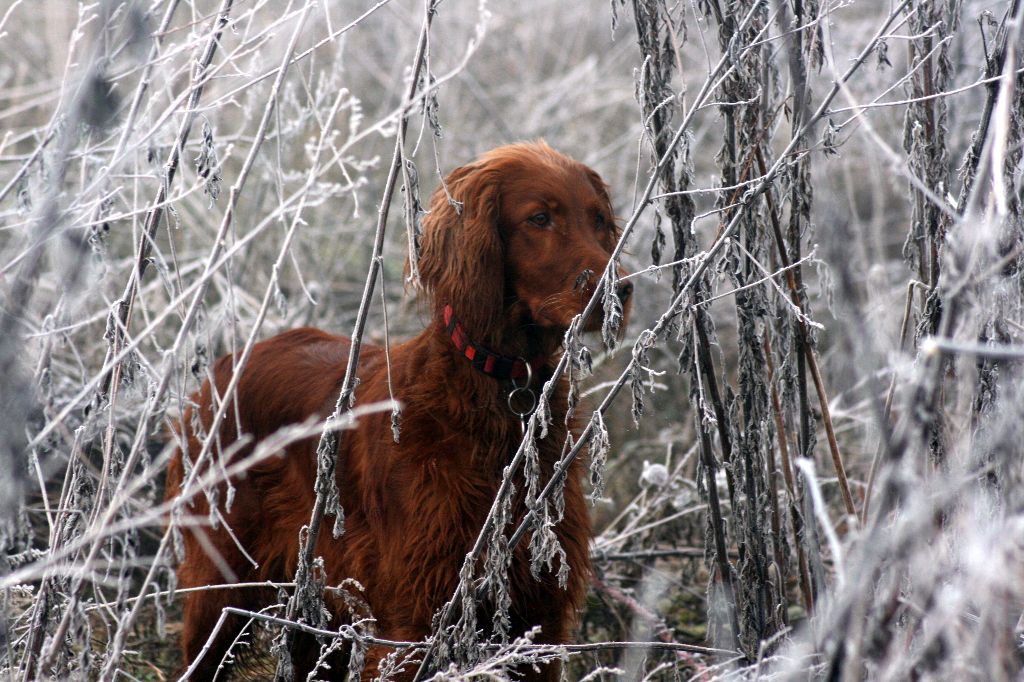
[528,212,551,228]
[596,213,607,229]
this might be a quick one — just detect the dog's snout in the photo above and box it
[616,280,633,304]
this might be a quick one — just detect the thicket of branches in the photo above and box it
[1,0,1023,679]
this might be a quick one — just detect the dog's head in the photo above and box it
[416,141,631,341]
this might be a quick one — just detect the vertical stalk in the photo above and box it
[276,2,439,677]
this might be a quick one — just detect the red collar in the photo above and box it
[443,305,546,381]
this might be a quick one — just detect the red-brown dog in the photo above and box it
[166,141,632,680]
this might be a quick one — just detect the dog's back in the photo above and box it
[166,328,379,678]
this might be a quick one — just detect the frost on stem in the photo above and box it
[629,329,657,428]
[524,435,569,588]
[563,322,592,421]
[345,624,369,681]
[402,157,425,287]
[482,475,515,642]
[901,0,956,306]
[610,0,627,33]
[195,118,222,208]
[189,307,210,383]
[821,118,840,157]
[309,635,346,680]
[633,0,698,292]
[390,407,402,444]
[300,542,331,630]
[528,499,570,589]
[601,265,624,351]
[533,391,552,441]
[588,410,611,504]
[410,67,444,139]
[274,529,331,681]
[448,561,482,667]
[522,420,542,509]
[875,38,892,69]
[314,431,345,539]
[554,436,570,523]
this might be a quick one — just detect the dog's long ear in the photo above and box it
[585,167,622,244]
[417,161,505,342]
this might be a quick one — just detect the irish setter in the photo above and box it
[165,141,632,680]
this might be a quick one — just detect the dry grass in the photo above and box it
[1,0,1023,679]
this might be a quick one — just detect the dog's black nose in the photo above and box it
[616,280,633,304]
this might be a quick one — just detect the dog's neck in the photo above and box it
[414,306,571,444]
[430,304,562,387]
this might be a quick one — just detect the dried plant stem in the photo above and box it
[506,0,910,567]
[596,548,714,560]
[753,146,857,519]
[97,0,233,404]
[277,2,439,675]
[804,348,855,515]
[956,0,1023,214]
[759,353,788,625]
[194,605,738,660]
[694,347,743,653]
[501,8,911,661]
[694,316,737,501]
[0,4,110,532]
[899,2,1024,471]
[763,332,814,615]
[16,3,216,678]
[862,280,921,523]
[0,0,88,207]
[64,6,315,679]
[169,84,354,580]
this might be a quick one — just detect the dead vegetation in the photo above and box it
[1,0,1023,679]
